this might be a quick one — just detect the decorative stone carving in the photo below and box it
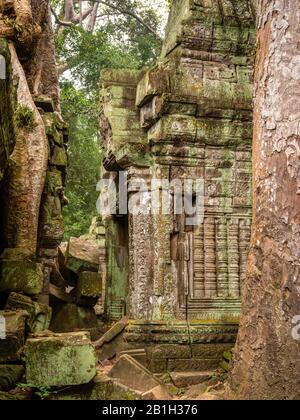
[98,0,255,369]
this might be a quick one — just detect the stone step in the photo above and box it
[94,316,128,349]
[170,371,215,388]
[108,354,172,399]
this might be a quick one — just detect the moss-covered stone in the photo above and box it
[148,115,197,142]
[100,68,147,161]
[0,365,24,391]
[25,332,97,388]
[135,63,171,107]
[161,0,255,58]
[77,271,102,306]
[44,168,63,194]
[0,310,27,363]
[49,303,98,339]
[0,259,44,295]
[50,145,68,167]
[33,95,55,113]
[65,237,102,274]
[5,292,52,332]
[46,375,143,400]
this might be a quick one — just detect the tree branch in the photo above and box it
[87,2,99,32]
[89,0,163,41]
[51,2,94,27]
[52,0,162,40]
[50,5,74,27]
[57,60,70,75]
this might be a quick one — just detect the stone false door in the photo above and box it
[131,0,255,323]
[99,0,255,325]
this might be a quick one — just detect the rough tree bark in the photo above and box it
[229,0,300,400]
[0,1,60,108]
[0,0,60,255]
[21,0,60,110]
[5,43,48,255]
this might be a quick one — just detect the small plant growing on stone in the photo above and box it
[17,383,52,400]
[219,350,233,374]
[14,105,37,131]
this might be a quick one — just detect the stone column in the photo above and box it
[127,167,153,320]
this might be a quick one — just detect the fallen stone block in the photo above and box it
[0,310,27,363]
[50,145,68,167]
[94,316,128,348]
[49,260,68,289]
[5,292,52,333]
[77,271,102,306]
[65,237,101,274]
[149,358,168,374]
[0,365,25,391]
[142,385,173,400]
[57,242,77,286]
[25,332,97,387]
[33,95,55,113]
[58,242,68,266]
[0,258,44,295]
[170,371,213,388]
[50,303,98,338]
[119,349,148,368]
[49,284,74,303]
[46,374,143,400]
[97,333,128,362]
[108,354,163,393]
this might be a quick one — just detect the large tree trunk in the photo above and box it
[4,43,48,255]
[229,0,300,400]
[0,1,60,110]
[0,0,60,254]
[21,0,61,111]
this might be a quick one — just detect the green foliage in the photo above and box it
[223,350,233,363]
[61,83,100,240]
[57,28,141,92]
[18,383,52,400]
[55,1,167,239]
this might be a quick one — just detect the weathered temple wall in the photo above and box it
[99,0,256,372]
[100,0,255,318]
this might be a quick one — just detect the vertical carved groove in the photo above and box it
[239,218,251,283]
[193,223,205,298]
[204,216,217,298]
[228,218,240,298]
[188,231,194,299]
[216,216,229,297]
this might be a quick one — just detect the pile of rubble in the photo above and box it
[50,235,105,340]
[0,233,107,399]
[0,227,175,400]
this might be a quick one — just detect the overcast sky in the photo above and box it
[140,0,169,35]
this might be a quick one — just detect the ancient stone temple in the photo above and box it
[99,0,255,371]
[0,0,257,399]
